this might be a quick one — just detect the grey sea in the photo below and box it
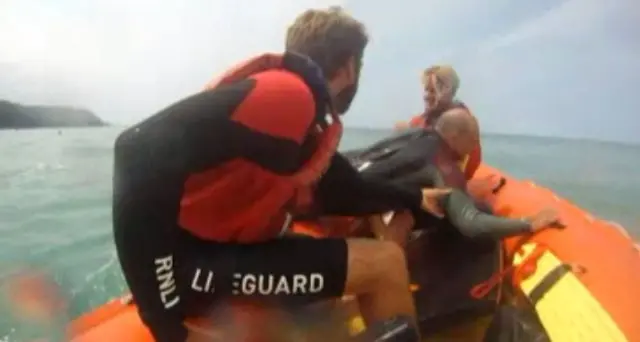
[1,127,639,341]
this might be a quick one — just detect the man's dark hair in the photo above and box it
[286,6,369,79]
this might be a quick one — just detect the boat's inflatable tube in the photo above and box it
[473,164,640,342]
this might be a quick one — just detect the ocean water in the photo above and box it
[0,126,639,340]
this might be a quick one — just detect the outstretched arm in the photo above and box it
[424,166,533,239]
[444,189,532,239]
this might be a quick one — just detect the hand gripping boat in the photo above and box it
[68,131,640,342]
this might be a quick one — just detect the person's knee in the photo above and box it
[373,241,407,275]
[344,239,409,295]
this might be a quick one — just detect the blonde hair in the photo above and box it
[286,6,369,78]
[422,65,460,96]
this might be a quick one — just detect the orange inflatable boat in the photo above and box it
[66,163,640,342]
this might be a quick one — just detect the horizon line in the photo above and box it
[345,126,640,147]
[100,122,640,147]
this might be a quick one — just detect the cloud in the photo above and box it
[341,0,582,128]
[0,0,344,123]
[474,0,638,55]
[451,0,640,142]
[1,0,639,142]
[343,0,640,143]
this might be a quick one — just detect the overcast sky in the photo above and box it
[1,0,639,143]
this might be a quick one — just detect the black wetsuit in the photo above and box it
[349,128,533,239]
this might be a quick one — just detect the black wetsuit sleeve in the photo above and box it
[360,134,435,180]
[313,153,423,216]
[425,166,533,239]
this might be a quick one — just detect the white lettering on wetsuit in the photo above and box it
[191,268,215,293]
[154,255,180,309]
[231,273,324,295]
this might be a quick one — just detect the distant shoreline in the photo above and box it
[0,99,106,130]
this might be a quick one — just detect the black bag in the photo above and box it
[407,226,501,335]
[483,304,550,342]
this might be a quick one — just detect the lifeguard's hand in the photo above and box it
[530,208,561,231]
[421,188,451,218]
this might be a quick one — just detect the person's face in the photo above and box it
[423,74,453,110]
[333,56,363,115]
[423,74,437,108]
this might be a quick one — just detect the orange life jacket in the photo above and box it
[178,53,342,243]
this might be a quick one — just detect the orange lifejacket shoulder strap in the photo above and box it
[204,52,343,188]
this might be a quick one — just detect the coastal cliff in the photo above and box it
[0,100,105,129]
